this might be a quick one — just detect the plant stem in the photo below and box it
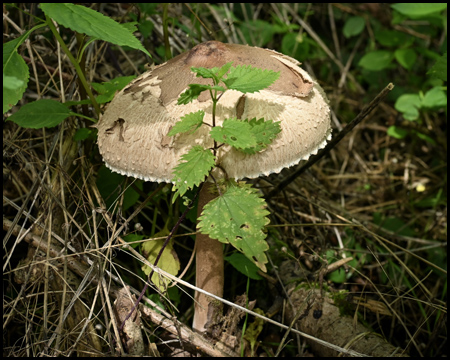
[193,182,224,332]
[45,15,101,117]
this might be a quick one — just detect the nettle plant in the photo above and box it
[170,61,280,264]
[167,62,281,331]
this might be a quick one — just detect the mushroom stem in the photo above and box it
[192,182,224,333]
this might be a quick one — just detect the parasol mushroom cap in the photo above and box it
[97,41,332,183]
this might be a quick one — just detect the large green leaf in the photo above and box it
[7,99,73,128]
[391,3,447,17]
[40,3,150,57]
[224,65,280,93]
[198,182,270,271]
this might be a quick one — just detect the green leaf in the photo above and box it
[225,253,263,280]
[427,52,447,81]
[40,3,150,57]
[191,62,233,83]
[343,16,365,38]
[281,32,310,60]
[422,87,447,108]
[214,62,234,79]
[387,125,408,139]
[241,118,281,154]
[210,118,257,149]
[177,84,225,105]
[7,99,73,128]
[172,146,216,202]
[375,30,412,47]
[373,213,416,237]
[358,51,394,71]
[395,48,417,70]
[73,127,95,141]
[394,94,421,120]
[168,110,205,136]
[191,67,220,82]
[91,76,136,104]
[123,234,146,249]
[3,24,46,114]
[141,235,180,293]
[3,75,24,90]
[3,40,28,114]
[198,182,270,271]
[223,65,280,93]
[391,3,447,18]
[3,50,28,114]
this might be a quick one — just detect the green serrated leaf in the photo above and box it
[172,146,216,202]
[191,62,234,84]
[191,66,220,82]
[198,182,269,271]
[40,3,150,57]
[7,99,73,128]
[215,62,234,79]
[177,84,225,105]
[210,118,257,149]
[223,65,280,93]
[241,118,281,154]
[168,110,205,136]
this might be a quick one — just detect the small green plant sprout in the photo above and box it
[96,41,332,332]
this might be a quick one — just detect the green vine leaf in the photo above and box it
[210,118,257,149]
[198,181,270,271]
[223,65,280,93]
[172,146,215,202]
[168,110,205,136]
[241,118,281,154]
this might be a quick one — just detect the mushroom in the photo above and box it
[96,40,331,333]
